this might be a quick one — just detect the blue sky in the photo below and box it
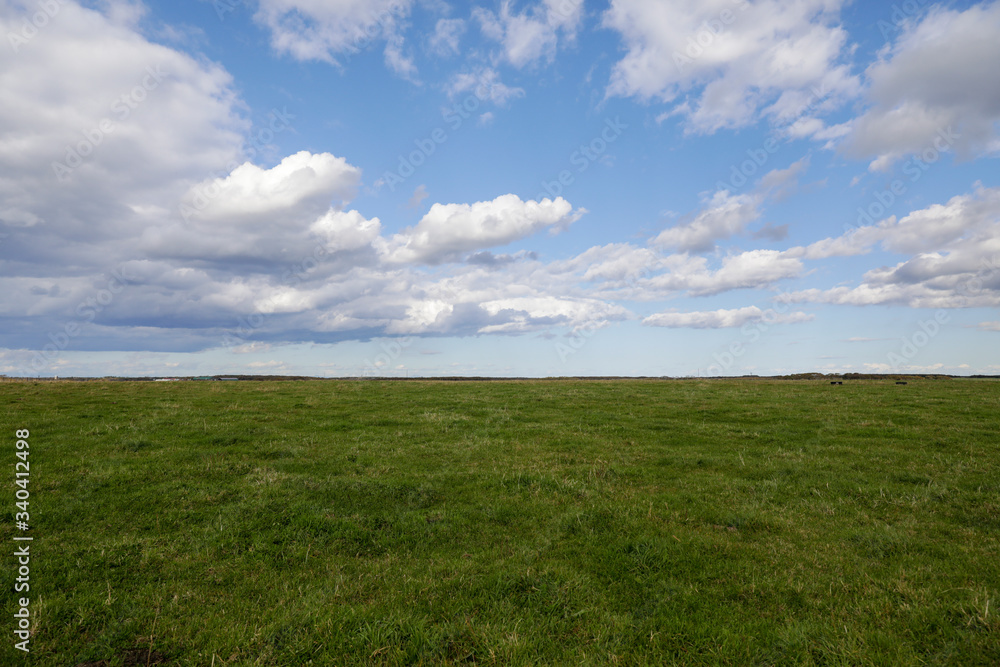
[1,0,999,377]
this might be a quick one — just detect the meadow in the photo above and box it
[1,377,998,665]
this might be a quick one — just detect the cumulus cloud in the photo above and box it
[0,0,248,327]
[133,152,371,267]
[300,262,633,339]
[789,185,1000,260]
[569,243,663,284]
[843,2,1000,170]
[602,0,859,132]
[180,151,360,222]
[786,186,1000,307]
[380,194,584,264]
[9,0,995,377]
[643,305,812,328]
[547,245,803,300]
[0,1,245,245]
[652,189,761,252]
[310,209,383,253]
[477,296,629,334]
[0,3,413,359]
[681,249,804,296]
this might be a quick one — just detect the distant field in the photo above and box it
[2,378,998,665]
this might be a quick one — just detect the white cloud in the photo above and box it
[790,185,1000,259]
[133,152,371,265]
[380,194,584,264]
[788,226,884,260]
[879,189,1000,255]
[684,249,803,296]
[862,361,951,374]
[571,243,662,283]
[477,296,629,335]
[0,2,637,361]
[602,0,859,133]
[230,342,274,354]
[428,17,465,57]
[789,250,1000,308]
[650,159,809,253]
[643,305,812,328]
[10,0,998,374]
[974,322,1000,332]
[253,0,412,66]
[473,0,584,69]
[652,189,761,252]
[843,2,1000,170]
[310,209,383,253]
[757,155,810,200]
[447,67,525,106]
[0,2,245,232]
[572,247,802,299]
[0,1,246,284]
[527,241,805,303]
[180,151,360,222]
[407,184,429,209]
[787,186,1000,308]
[383,29,419,81]
[246,360,288,369]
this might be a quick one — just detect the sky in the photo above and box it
[1,0,999,378]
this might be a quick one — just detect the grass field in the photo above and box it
[1,377,998,665]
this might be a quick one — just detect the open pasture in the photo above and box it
[2,378,998,665]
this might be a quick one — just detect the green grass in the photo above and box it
[1,378,998,665]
